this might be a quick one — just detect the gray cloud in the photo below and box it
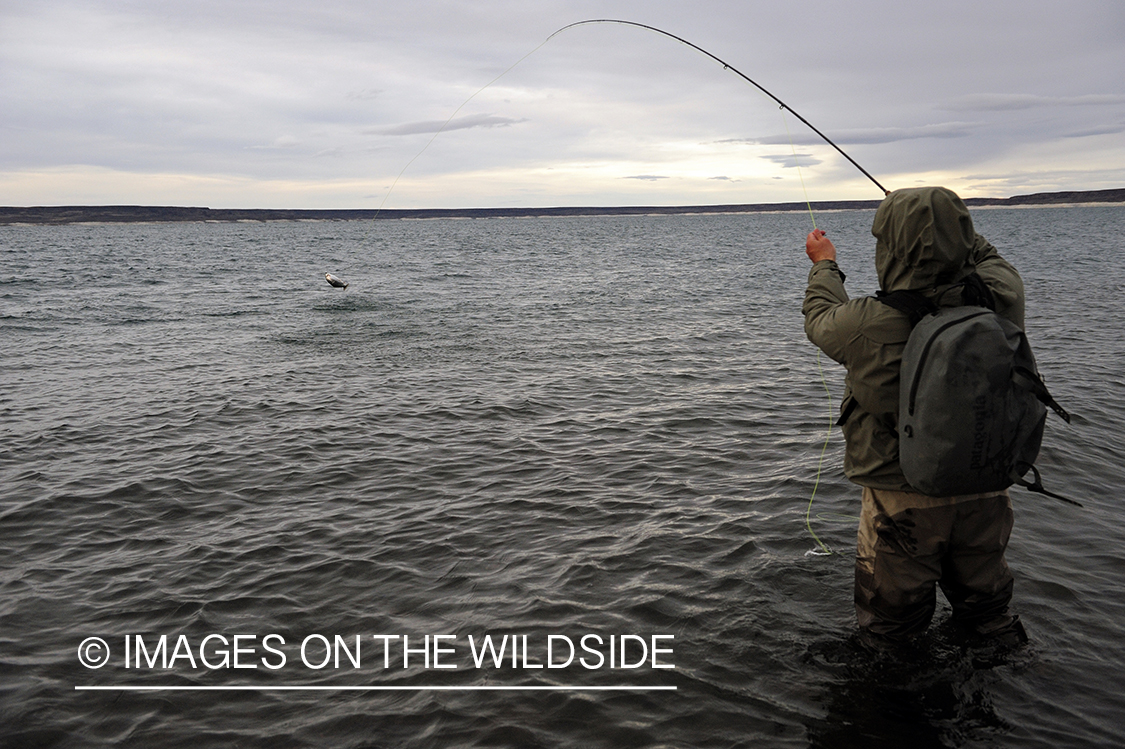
[960,164,1125,195]
[943,94,1125,111]
[375,113,526,136]
[623,175,669,181]
[1064,123,1125,138]
[729,122,983,147]
[760,153,823,168]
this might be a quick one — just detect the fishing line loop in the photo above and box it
[805,349,835,556]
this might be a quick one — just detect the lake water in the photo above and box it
[2,205,1123,747]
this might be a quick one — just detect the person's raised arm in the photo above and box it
[802,229,851,364]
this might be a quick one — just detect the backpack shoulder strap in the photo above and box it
[874,289,938,327]
[875,272,996,325]
[960,272,997,311]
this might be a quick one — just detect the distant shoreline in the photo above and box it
[2,188,1123,225]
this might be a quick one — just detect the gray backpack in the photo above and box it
[878,279,1077,504]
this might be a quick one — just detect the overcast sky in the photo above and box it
[2,0,1123,208]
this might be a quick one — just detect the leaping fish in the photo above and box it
[325,272,348,289]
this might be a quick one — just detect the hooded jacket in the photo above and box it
[802,187,1026,491]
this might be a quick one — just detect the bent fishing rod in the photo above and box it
[374,19,889,218]
[549,19,889,196]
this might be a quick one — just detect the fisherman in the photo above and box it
[801,186,1029,646]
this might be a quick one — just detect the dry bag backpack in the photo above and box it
[877,278,1076,504]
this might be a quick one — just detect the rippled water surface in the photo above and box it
[2,207,1123,748]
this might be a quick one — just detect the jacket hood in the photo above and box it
[872,187,977,291]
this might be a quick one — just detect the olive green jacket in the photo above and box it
[802,187,1026,491]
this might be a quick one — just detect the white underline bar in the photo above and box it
[75,685,676,692]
